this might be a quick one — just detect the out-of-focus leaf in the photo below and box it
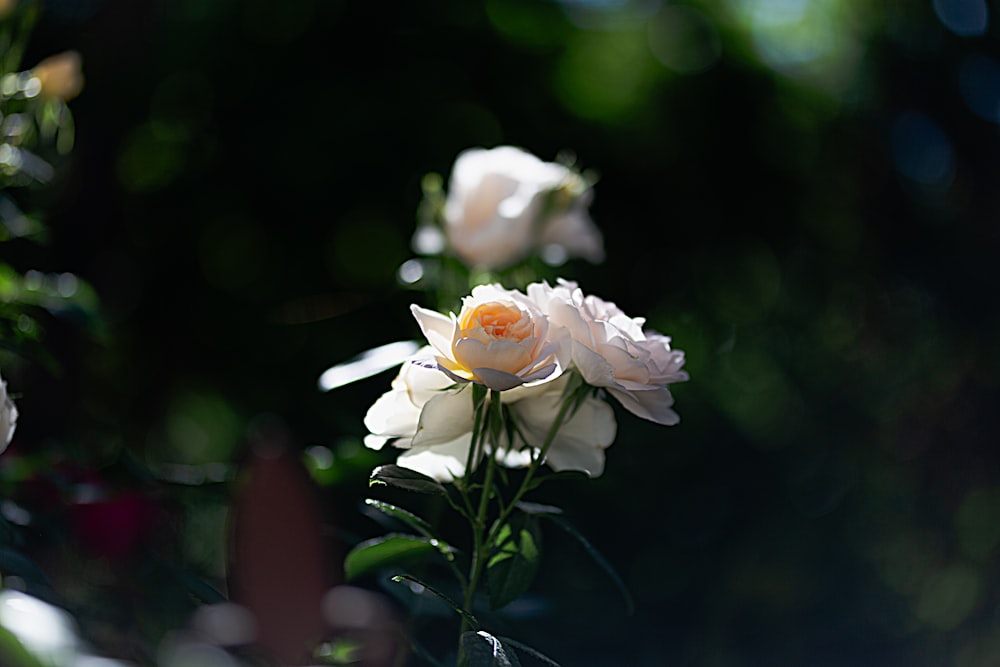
[370,464,447,495]
[390,573,479,628]
[460,631,522,667]
[0,548,50,588]
[516,502,634,615]
[168,565,225,605]
[497,636,560,667]
[345,535,454,581]
[0,624,46,667]
[487,513,540,610]
[317,340,420,391]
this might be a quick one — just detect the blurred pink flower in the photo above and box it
[443,146,603,269]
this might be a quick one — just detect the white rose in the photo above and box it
[527,280,688,425]
[0,372,17,453]
[506,374,617,477]
[364,357,616,481]
[411,283,569,392]
[443,146,604,270]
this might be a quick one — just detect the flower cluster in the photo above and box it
[365,280,687,481]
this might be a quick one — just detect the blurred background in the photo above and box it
[2,0,1000,664]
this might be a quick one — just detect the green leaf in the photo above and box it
[369,464,447,495]
[390,574,479,629]
[344,534,453,581]
[496,636,560,667]
[487,513,541,610]
[460,631,523,667]
[472,382,488,410]
[0,624,46,667]
[513,501,563,516]
[364,498,434,538]
[516,502,634,615]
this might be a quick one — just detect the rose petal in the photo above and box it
[397,436,474,482]
[410,305,456,357]
[470,367,527,391]
[411,387,476,448]
[607,386,680,426]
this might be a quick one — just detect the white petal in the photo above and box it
[363,386,421,438]
[363,434,391,451]
[570,341,617,388]
[607,386,680,426]
[512,385,616,477]
[539,209,605,263]
[410,305,456,358]
[411,387,476,448]
[397,435,474,482]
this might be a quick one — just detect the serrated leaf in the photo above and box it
[391,574,479,629]
[487,513,541,610]
[460,631,523,667]
[370,464,447,495]
[516,503,634,615]
[345,534,452,581]
[364,498,434,537]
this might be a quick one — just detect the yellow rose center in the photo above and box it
[452,301,536,379]
[460,302,531,342]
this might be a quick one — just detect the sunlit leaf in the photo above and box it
[487,513,540,610]
[364,498,434,537]
[317,340,420,391]
[369,464,447,495]
[345,534,453,581]
[0,624,46,667]
[390,574,479,629]
[515,502,633,615]
[460,631,522,667]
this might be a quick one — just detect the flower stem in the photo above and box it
[485,390,576,549]
[457,388,503,665]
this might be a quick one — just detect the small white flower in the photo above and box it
[0,371,17,453]
[442,146,604,270]
[411,283,569,392]
[527,280,688,425]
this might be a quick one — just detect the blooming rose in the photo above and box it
[527,280,688,425]
[364,354,616,481]
[0,371,17,454]
[442,146,604,270]
[411,283,568,392]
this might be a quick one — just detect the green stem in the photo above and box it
[457,388,503,665]
[456,384,578,664]
[485,392,576,549]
